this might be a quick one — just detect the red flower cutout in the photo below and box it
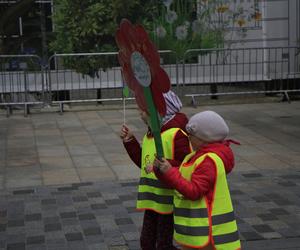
[116,19,170,116]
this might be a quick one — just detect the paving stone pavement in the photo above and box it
[0,101,300,249]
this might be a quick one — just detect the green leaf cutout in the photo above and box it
[123,85,130,97]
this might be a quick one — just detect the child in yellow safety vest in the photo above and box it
[153,110,241,250]
[120,90,191,250]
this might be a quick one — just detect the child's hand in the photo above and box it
[120,125,133,142]
[145,165,154,174]
[153,158,171,174]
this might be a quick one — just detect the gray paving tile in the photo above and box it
[277,227,300,238]
[45,231,65,241]
[269,208,290,215]
[88,243,109,250]
[6,233,26,244]
[78,213,96,221]
[61,218,79,226]
[60,211,77,219]
[252,224,275,233]
[40,157,74,170]
[26,235,45,245]
[242,237,300,249]
[65,232,84,241]
[115,218,133,226]
[67,241,88,249]
[26,244,47,250]
[240,231,264,241]
[0,224,6,232]
[7,219,24,227]
[72,155,107,168]
[83,227,102,236]
[25,221,44,231]
[257,213,278,221]
[86,192,102,198]
[126,240,140,250]
[85,234,104,244]
[68,145,99,156]
[105,199,122,205]
[44,216,60,224]
[44,223,62,232]
[13,189,35,195]
[63,224,82,234]
[6,242,26,250]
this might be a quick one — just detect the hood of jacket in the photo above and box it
[162,112,188,132]
[194,141,235,174]
[147,112,189,136]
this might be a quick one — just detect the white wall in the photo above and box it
[224,0,297,49]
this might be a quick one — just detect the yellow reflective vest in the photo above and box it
[173,152,241,250]
[137,128,187,214]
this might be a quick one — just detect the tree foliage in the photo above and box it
[50,0,160,77]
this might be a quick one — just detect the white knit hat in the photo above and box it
[186,111,229,142]
[163,90,182,116]
[161,90,182,124]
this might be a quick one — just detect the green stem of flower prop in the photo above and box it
[143,86,164,159]
[122,85,129,125]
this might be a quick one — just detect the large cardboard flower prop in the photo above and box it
[116,19,170,116]
[115,19,171,158]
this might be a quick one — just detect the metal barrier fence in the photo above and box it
[47,51,180,113]
[181,47,300,105]
[0,55,45,116]
[47,52,128,113]
[0,47,299,115]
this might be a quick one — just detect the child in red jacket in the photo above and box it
[153,111,241,250]
[120,90,191,250]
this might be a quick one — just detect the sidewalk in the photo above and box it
[0,101,300,249]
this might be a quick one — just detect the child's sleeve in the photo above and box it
[157,156,216,201]
[123,137,142,168]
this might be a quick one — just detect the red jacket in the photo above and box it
[155,141,235,205]
[123,112,191,168]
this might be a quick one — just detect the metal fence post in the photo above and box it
[24,70,29,116]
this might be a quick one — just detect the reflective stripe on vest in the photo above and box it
[173,152,241,250]
[137,128,184,214]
